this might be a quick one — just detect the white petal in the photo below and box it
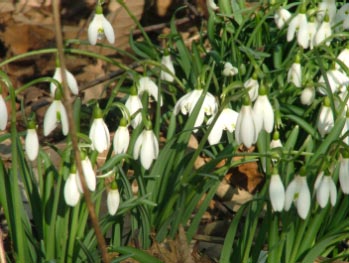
[107,189,120,215]
[101,16,115,44]
[89,119,110,153]
[64,173,81,207]
[300,87,315,105]
[133,132,143,159]
[25,129,39,161]
[87,15,101,45]
[58,102,69,135]
[82,158,96,191]
[244,78,259,101]
[65,69,79,95]
[339,158,349,194]
[238,106,256,148]
[269,174,285,212]
[0,95,8,130]
[317,178,330,208]
[329,178,337,206]
[160,55,175,82]
[51,68,61,96]
[296,180,310,219]
[140,131,156,169]
[284,178,297,211]
[43,101,58,136]
[113,126,130,154]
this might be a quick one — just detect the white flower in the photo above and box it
[125,94,143,128]
[64,172,81,207]
[287,62,302,88]
[300,86,316,105]
[314,172,337,208]
[174,89,217,129]
[336,47,349,71]
[235,102,257,148]
[133,129,159,169]
[88,7,115,45]
[317,0,336,23]
[207,108,238,145]
[317,98,334,137]
[81,156,96,191]
[339,157,349,194]
[270,138,282,148]
[113,120,130,154]
[284,175,311,219]
[0,95,7,130]
[222,62,238,77]
[138,76,161,104]
[274,7,291,29]
[25,128,39,161]
[287,13,309,49]
[160,55,175,82]
[50,67,79,96]
[307,19,318,50]
[107,188,120,216]
[269,173,285,212]
[253,92,274,134]
[334,4,349,30]
[341,113,349,145]
[318,69,349,95]
[244,76,259,102]
[314,19,332,47]
[207,0,219,11]
[43,99,69,136]
[89,118,110,153]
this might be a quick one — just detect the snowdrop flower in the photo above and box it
[317,0,336,23]
[235,96,258,148]
[314,14,332,47]
[43,90,69,136]
[107,182,120,216]
[207,108,238,145]
[25,121,39,161]
[341,110,349,145]
[50,67,79,96]
[0,94,7,130]
[284,174,311,219]
[314,172,337,208]
[300,86,316,105]
[207,0,219,11]
[287,11,310,49]
[138,76,161,104]
[339,156,349,194]
[125,87,143,128]
[270,131,283,149]
[81,155,96,191]
[174,89,217,129]
[318,68,349,95]
[222,62,238,77]
[336,47,349,71]
[64,171,81,207]
[307,17,318,50]
[269,171,285,212]
[253,86,274,134]
[317,97,334,137]
[244,73,259,102]
[160,54,175,82]
[88,5,115,45]
[113,118,130,154]
[133,126,159,169]
[274,7,291,29]
[287,57,302,88]
[335,4,349,30]
[89,105,110,153]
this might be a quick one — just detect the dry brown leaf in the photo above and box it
[0,2,15,13]
[156,0,172,16]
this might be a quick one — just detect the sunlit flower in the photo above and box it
[336,47,349,71]
[253,88,274,134]
[300,86,316,105]
[81,156,96,191]
[64,172,81,207]
[287,12,309,49]
[25,127,39,161]
[314,172,337,208]
[339,157,349,194]
[244,73,259,102]
[160,54,175,82]
[222,62,238,77]
[88,5,115,45]
[207,0,219,11]
[274,7,291,29]
[113,118,130,154]
[43,99,69,136]
[133,128,159,169]
[89,106,110,153]
[174,89,217,129]
[50,67,79,96]
[207,108,238,145]
[284,175,310,219]
[0,94,7,131]
[269,172,285,212]
[317,97,334,137]
[314,16,332,47]
[235,96,257,148]
[107,186,120,216]
[125,87,143,128]
[287,61,302,88]
[138,76,161,103]
[318,68,349,95]
[317,0,336,23]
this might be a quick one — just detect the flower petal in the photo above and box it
[25,129,39,161]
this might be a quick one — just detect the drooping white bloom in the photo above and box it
[336,47,349,71]
[253,92,274,134]
[314,18,332,47]
[274,7,291,29]
[89,118,110,153]
[133,129,159,169]
[287,62,302,88]
[107,188,120,216]
[317,0,336,23]
[269,173,285,212]
[287,13,310,49]
[222,62,238,77]
[270,138,283,149]
[25,128,39,161]
[207,0,219,11]
[160,55,175,82]
[339,157,349,194]
[138,76,161,103]
[334,4,349,30]
[317,98,334,137]
[244,75,259,102]
[64,172,81,207]
[0,95,7,131]
[235,100,257,148]
[174,89,217,129]
[207,108,238,145]
[314,172,337,208]
[284,175,311,219]
[50,67,79,96]
[125,94,143,128]
[113,119,130,154]
[307,18,318,50]
[318,69,349,95]
[43,99,69,136]
[88,6,115,45]
[300,86,316,105]
[81,156,96,191]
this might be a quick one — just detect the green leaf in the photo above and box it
[113,246,164,263]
